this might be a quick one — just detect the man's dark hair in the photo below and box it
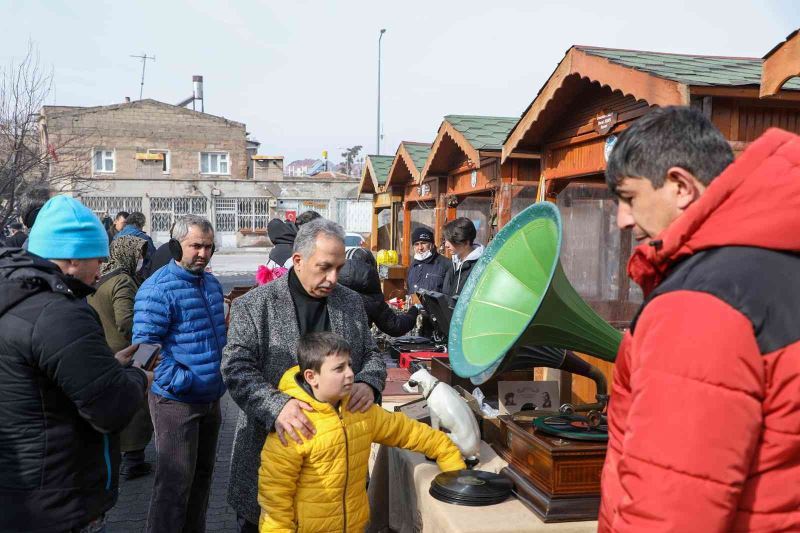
[23,202,44,229]
[115,211,129,220]
[443,217,476,245]
[9,222,23,231]
[298,332,351,374]
[605,106,733,194]
[295,210,321,227]
[126,212,146,229]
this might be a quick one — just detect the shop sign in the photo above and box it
[470,170,478,188]
[594,112,618,135]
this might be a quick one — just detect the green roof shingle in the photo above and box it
[403,143,432,172]
[445,115,519,151]
[580,47,800,90]
[366,155,395,185]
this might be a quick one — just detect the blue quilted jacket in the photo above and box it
[133,260,227,403]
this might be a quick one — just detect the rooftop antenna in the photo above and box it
[130,53,156,100]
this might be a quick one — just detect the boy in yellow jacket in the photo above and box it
[258,332,466,532]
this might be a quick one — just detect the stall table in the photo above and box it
[367,440,597,533]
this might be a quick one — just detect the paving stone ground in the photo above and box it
[107,393,240,532]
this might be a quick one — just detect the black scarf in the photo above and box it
[288,267,330,335]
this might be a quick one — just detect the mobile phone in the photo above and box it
[132,344,160,371]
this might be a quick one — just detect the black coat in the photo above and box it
[442,256,480,297]
[267,219,297,267]
[0,248,148,532]
[406,251,450,294]
[338,258,417,337]
[150,241,174,274]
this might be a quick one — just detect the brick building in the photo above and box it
[40,99,371,248]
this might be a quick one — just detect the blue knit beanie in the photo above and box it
[28,196,110,259]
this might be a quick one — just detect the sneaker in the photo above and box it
[121,462,152,480]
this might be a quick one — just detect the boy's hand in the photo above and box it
[347,383,374,413]
[275,399,315,446]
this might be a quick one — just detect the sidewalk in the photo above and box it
[107,394,240,532]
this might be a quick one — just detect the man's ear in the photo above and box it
[665,166,706,211]
[292,252,302,270]
[303,368,318,388]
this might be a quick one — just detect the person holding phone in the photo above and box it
[89,234,154,480]
[0,196,153,533]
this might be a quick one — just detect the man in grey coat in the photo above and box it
[222,219,387,531]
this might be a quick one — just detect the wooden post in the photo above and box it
[370,208,379,251]
[402,202,411,266]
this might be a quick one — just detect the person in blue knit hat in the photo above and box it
[0,195,153,532]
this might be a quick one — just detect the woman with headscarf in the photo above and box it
[87,235,154,479]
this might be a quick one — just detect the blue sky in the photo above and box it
[3,0,798,164]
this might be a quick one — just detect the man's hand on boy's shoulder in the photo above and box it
[275,399,315,446]
[347,383,375,413]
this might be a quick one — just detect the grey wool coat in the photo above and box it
[221,273,387,523]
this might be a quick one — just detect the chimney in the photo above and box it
[125,96,131,103]
[193,75,204,111]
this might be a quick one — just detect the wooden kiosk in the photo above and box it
[504,43,800,403]
[384,142,435,268]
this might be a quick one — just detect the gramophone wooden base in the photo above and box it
[485,416,606,522]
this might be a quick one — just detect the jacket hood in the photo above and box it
[454,244,484,269]
[0,248,89,316]
[267,219,297,246]
[278,366,348,414]
[629,128,800,296]
[118,225,148,239]
[338,258,382,295]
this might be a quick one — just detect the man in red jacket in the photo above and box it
[600,106,800,532]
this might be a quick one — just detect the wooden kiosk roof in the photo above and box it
[762,29,800,97]
[503,45,800,161]
[385,142,432,189]
[358,154,396,194]
[422,115,518,180]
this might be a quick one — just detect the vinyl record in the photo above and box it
[533,414,608,442]
[429,470,513,506]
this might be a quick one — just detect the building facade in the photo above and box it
[40,99,371,248]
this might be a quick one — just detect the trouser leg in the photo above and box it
[183,400,222,533]
[144,392,202,533]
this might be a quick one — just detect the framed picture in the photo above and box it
[498,381,559,415]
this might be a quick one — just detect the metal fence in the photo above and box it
[150,197,209,232]
[80,196,143,218]
[214,197,270,232]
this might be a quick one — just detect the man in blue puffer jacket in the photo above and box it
[133,214,226,533]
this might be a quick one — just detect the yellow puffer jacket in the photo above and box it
[258,366,466,532]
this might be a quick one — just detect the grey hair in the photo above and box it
[172,214,214,241]
[293,218,345,258]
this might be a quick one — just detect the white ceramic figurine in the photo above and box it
[403,366,481,465]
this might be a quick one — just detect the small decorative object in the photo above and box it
[403,365,480,465]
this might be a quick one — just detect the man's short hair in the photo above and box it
[293,218,345,258]
[295,210,322,227]
[23,203,44,229]
[443,217,476,246]
[172,214,214,242]
[9,222,23,231]
[115,211,129,221]
[126,212,146,229]
[298,332,351,374]
[605,106,733,193]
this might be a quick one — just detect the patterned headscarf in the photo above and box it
[100,235,146,278]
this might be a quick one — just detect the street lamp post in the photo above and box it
[377,28,386,155]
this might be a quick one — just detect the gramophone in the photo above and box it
[447,201,623,522]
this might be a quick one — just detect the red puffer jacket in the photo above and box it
[599,128,800,532]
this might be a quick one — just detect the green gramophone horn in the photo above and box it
[448,202,622,382]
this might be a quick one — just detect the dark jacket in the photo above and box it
[442,245,484,297]
[149,241,173,275]
[0,248,148,532]
[338,256,417,337]
[114,226,157,278]
[222,274,387,522]
[406,251,450,293]
[600,129,800,532]
[4,231,27,248]
[267,219,297,267]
